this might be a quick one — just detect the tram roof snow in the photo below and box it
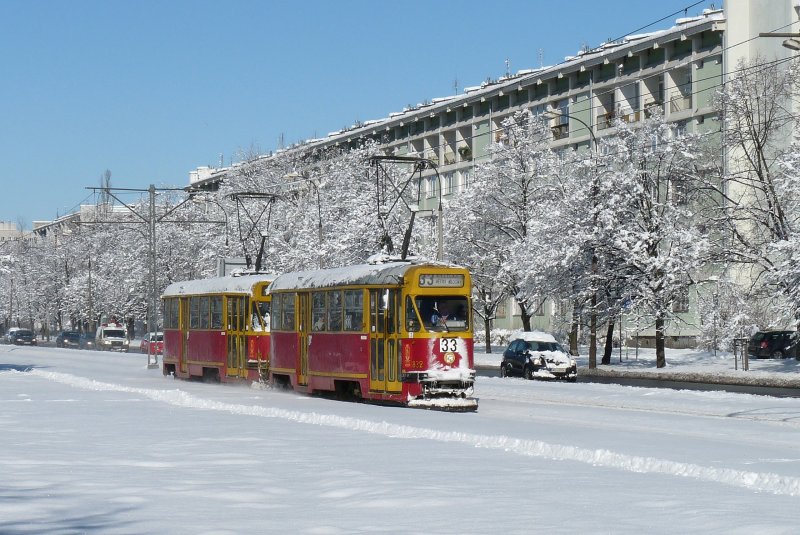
[269,261,459,292]
[162,273,276,297]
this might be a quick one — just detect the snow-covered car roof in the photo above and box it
[510,331,558,343]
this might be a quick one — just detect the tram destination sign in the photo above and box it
[418,273,464,288]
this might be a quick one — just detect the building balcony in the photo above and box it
[551,123,570,140]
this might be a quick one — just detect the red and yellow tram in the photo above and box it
[161,273,274,382]
[268,261,477,410]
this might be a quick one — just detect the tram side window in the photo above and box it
[312,292,326,331]
[344,290,363,331]
[163,298,178,329]
[237,297,247,331]
[328,291,343,331]
[210,297,223,329]
[387,290,397,334]
[199,296,210,329]
[226,297,235,330]
[271,294,282,331]
[190,297,201,329]
[405,296,421,332]
[282,293,296,331]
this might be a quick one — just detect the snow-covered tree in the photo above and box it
[713,57,800,327]
[599,110,710,368]
[464,110,562,331]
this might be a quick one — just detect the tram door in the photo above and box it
[297,293,309,386]
[226,296,247,378]
[179,297,189,374]
[369,289,401,393]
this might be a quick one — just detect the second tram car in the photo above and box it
[161,273,274,382]
[268,260,477,410]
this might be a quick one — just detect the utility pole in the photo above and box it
[87,257,93,333]
[148,185,157,368]
[85,184,201,369]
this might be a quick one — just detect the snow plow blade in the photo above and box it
[407,397,478,412]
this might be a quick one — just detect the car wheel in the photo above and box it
[524,366,534,380]
[500,364,507,378]
[772,350,785,359]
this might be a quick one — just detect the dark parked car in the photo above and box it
[748,330,798,359]
[501,331,577,382]
[6,328,37,346]
[79,332,96,350]
[56,330,81,348]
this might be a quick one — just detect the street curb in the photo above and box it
[577,366,800,389]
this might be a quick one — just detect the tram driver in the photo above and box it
[431,302,452,326]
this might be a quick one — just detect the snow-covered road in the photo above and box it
[2,345,799,534]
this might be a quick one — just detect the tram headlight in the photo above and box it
[444,352,456,365]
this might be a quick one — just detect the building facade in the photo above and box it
[189,1,800,345]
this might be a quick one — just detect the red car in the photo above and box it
[140,332,164,354]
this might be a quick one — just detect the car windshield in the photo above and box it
[413,296,469,332]
[528,341,561,352]
[64,332,80,338]
[103,329,125,338]
[16,330,32,336]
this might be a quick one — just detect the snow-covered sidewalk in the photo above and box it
[475,345,800,387]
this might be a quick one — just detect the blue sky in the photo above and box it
[0,0,718,225]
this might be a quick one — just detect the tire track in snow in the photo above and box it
[28,369,800,497]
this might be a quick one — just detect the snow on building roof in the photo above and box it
[221,8,724,168]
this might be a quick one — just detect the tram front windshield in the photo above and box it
[414,296,469,332]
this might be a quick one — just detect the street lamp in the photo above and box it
[783,38,800,50]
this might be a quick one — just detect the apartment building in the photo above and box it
[189,1,799,345]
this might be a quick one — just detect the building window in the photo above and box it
[645,47,666,67]
[672,289,689,313]
[496,300,507,318]
[496,94,510,110]
[442,172,456,195]
[460,170,471,190]
[426,176,437,199]
[672,178,689,205]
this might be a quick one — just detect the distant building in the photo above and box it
[0,221,35,244]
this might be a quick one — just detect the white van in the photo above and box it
[95,323,130,352]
